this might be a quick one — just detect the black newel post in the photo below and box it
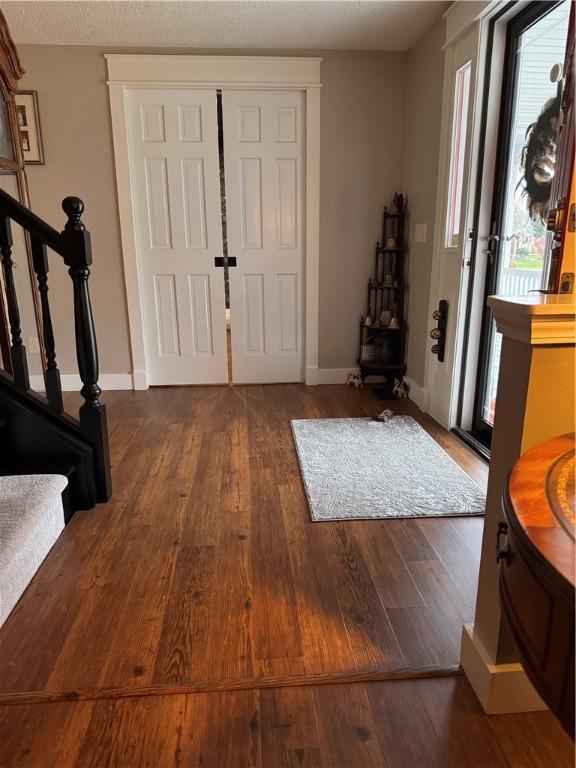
[31,235,63,414]
[61,196,112,501]
[0,214,29,390]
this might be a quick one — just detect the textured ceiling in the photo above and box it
[3,1,447,51]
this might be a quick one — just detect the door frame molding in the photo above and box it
[422,2,527,427]
[466,1,562,443]
[106,55,322,389]
[422,20,482,427]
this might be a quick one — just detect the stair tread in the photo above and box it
[0,474,66,628]
[0,474,68,547]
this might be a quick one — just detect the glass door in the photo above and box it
[473,0,570,441]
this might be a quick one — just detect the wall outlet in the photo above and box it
[414,223,427,243]
[28,336,40,354]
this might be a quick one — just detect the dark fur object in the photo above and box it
[518,96,560,221]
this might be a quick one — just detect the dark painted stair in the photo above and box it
[0,190,111,521]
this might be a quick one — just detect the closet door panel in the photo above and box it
[223,90,304,383]
[127,88,227,385]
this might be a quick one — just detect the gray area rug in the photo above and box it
[291,416,486,521]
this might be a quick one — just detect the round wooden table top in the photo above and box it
[507,433,575,591]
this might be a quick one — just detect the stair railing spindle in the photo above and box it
[31,234,63,413]
[0,214,29,390]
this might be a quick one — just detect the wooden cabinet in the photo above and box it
[500,433,575,738]
[0,9,43,374]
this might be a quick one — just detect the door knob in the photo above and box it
[546,198,567,241]
[429,300,448,362]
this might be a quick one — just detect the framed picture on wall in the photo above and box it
[14,91,44,165]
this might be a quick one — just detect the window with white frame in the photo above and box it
[445,61,472,248]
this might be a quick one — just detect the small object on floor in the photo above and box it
[372,409,394,422]
[346,373,363,388]
[393,378,409,399]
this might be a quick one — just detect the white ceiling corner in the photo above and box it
[2,1,448,51]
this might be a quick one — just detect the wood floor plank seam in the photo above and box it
[0,665,463,708]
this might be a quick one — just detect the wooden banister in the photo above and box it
[0,189,63,256]
[0,188,112,502]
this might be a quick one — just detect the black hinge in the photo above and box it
[214,257,237,268]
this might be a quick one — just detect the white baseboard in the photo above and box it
[29,373,135,392]
[28,369,422,394]
[304,366,320,385]
[460,623,547,714]
[427,406,450,430]
[131,369,148,390]
[306,366,359,385]
[404,376,426,410]
[307,369,427,395]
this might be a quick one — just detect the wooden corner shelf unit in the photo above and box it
[358,193,407,393]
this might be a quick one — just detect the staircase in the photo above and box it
[0,189,112,520]
[0,473,67,626]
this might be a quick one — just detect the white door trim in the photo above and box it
[422,2,503,426]
[423,23,483,428]
[422,2,534,426]
[106,55,322,389]
[421,38,456,420]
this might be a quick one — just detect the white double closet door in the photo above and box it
[126,87,304,385]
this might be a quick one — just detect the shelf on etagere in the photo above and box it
[356,359,407,372]
[369,283,405,289]
[361,324,403,332]
[358,192,408,394]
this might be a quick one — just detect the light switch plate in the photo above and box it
[414,223,427,243]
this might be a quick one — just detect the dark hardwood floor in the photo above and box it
[0,676,571,768]
[0,384,571,766]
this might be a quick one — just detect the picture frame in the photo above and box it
[14,90,44,165]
